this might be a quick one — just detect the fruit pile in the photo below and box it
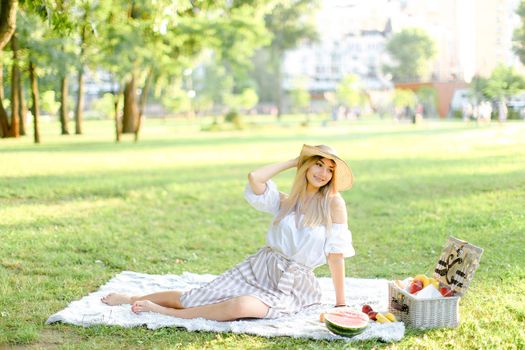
[395,274,455,298]
[361,304,397,323]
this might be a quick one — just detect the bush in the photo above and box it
[451,109,462,119]
[200,120,222,132]
[90,93,116,119]
[507,108,522,120]
[40,90,60,116]
[224,110,244,129]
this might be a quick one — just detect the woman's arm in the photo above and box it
[327,253,346,306]
[328,195,349,306]
[248,159,297,195]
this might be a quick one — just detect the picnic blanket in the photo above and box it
[46,271,404,342]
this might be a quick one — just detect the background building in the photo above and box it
[283,0,523,90]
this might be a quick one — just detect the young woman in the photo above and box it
[101,144,355,321]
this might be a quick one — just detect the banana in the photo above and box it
[376,313,391,323]
[385,312,397,322]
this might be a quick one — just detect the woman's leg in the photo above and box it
[101,291,183,309]
[131,295,269,321]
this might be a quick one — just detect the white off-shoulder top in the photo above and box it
[244,180,355,269]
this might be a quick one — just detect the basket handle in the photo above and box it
[391,296,409,314]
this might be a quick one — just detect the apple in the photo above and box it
[440,286,454,297]
[414,274,430,287]
[409,279,424,294]
[367,311,378,321]
[362,304,373,314]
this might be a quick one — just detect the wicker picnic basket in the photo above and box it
[388,236,483,329]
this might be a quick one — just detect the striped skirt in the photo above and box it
[179,247,322,318]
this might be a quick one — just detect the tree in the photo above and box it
[28,59,39,142]
[254,0,319,118]
[224,88,259,112]
[16,7,53,143]
[483,65,525,100]
[52,0,78,136]
[71,0,108,135]
[96,1,272,142]
[9,30,20,137]
[2,1,278,143]
[192,60,232,113]
[0,0,17,48]
[392,89,417,111]
[415,86,437,117]
[290,84,310,113]
[336,74,366,109]
[384,28,436,82]
[468,75,489,103]
[513,0,525,65]
[0,0,18,137]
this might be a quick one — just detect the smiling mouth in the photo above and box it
[314,176,326,183]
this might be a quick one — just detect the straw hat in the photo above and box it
[298,144,354,191]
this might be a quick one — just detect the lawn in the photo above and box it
[1,116,524,349]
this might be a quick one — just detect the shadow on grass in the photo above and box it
[42,322,395,350]
[1,155,521,201]
[0,124,475,154]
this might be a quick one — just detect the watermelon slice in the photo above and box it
[323,308,369,337]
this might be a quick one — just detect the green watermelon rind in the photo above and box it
[324,313,368,338]
[325,321,366,337]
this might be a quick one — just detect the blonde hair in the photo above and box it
[274,155,337,230]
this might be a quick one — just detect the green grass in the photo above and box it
[1,116,524,349]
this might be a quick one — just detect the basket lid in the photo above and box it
[433,236,484,297]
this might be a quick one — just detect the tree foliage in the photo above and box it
[392,88,417,108]
[289,77,310,112]
[384,28,436,82]
[0,0,298,142]
[251,0,319,116]
[513,0,525,65]
[482,65,525,100]
[336,74,366,108]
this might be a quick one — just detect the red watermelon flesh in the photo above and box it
[326,307,369,321]
[324,309,369,337]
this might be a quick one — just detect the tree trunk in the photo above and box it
[74,66,84,134]
[0,54,3,100]
[0,52,6,137]
[29,60,40,144]
[270,47,283,119]
[9,30,19,137]
[19,78,26,135]
[0,98,8,137]
[0,0,18,50]
[134,68,152,142]
[275,59,283,119]
[114,90,121,143]
[0,0,17,137]
[122,75,138,133]
[59,75,69,135]
[75,18,87,135]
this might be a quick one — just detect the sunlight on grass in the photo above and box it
[0,198,124,227]
[1,118,524,349]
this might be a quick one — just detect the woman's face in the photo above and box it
[306,157,335,190]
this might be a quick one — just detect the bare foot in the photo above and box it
[131,300,163,314]
[101,293,132,306]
